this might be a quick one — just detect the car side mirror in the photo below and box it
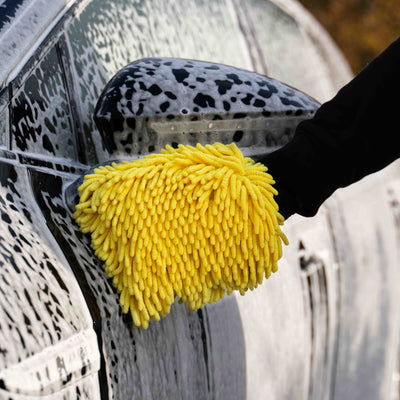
[94,57,320,159]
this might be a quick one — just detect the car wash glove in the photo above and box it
[74,142,288,329]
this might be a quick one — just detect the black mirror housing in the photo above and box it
[94,58,319,159]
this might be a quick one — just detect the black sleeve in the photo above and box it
[259,36,400,218]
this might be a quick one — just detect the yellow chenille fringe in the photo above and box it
[74,142,288,329]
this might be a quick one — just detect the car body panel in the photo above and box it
[0,163,99,397]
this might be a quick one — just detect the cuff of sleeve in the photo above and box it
[259,133,324,218]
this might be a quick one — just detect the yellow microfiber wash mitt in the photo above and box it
[74,142,288,329]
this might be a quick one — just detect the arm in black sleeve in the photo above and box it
[260,36,400,218]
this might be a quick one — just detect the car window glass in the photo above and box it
[66,0,251,165]
[244,0,334,102]
[0,89,8,147]
[11,45,77,160]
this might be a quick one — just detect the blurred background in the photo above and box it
[298,0,400,74]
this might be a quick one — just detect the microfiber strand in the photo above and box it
[74,142,288,329]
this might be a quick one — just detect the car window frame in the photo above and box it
[2,0,91,169]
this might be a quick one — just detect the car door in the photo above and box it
[0,32,101,399]
[17,0,257,398]
[55,0,340,398]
